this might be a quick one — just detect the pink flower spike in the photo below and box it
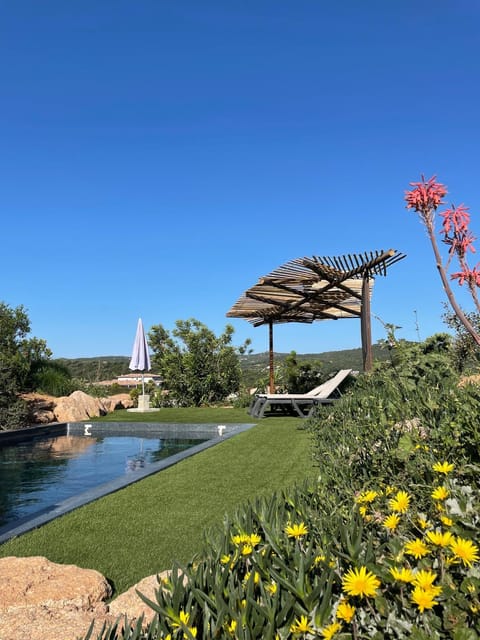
[451,266,480,287]
[451,271,468,285]
[405,175,447,213]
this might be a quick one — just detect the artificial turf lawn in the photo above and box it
[0,410,314,595]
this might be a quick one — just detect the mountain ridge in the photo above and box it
[54,344,390,383]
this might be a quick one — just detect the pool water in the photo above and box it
[0,426,209,531]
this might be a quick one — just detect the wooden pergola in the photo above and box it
[227,248,406,392]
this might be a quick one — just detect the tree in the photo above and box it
[149,318,250,406]
[0,302,51,430]
[278,350,327,393]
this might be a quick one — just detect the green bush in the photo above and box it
[308,334,480,494]
[86,334,480,639]
[29,361,76,396]
[89,458,480,639]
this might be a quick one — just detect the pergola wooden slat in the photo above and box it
[227,248,406,392]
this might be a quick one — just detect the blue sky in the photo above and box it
[1,1,479,359]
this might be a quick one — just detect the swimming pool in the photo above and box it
[0,421,253,543]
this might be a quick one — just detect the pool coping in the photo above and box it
[0,421,256,544]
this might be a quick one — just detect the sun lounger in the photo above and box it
[249,369,353,418]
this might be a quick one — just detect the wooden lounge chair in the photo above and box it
[249,369,353,418]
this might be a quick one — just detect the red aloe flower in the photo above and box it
[405,175,447,214]
[458,231,477,256]
[407,173,480,346]
[451,266,480,287]
[440,204,471,236]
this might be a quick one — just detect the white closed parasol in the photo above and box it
[129,318,151,396]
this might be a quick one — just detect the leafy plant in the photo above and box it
[148,319,250,406]
[308,332,480,494]
[89,461,479,639]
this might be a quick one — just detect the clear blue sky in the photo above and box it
[2,1,479,359]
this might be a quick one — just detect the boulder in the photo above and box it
[21,393,57,424]
[108,569,186,626]
[21,391,135,424]
[0,556,176,640]
[108,573,163,626]
[0,556,113,640]
[101,393,134,412]
[54,391,106,422]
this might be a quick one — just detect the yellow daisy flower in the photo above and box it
[450,536,480,567]
[176,610,190,626]
[321,621,342,639]
[356,489,378,503]
[172,610,197,636]
[227,619,237,634]
[417,517,431,530]
[383,513,401,531]
[241,544,253,556]
[432,461,454,474]
[404,538,429,559]
[265,580,277,595]
[426,530,453,547]
[285,522,308,539]
[389,490,411,513]
[411,586,440,613]
[441,515,453,527]
[412,569,438,591]
[220,554,231,565]
[249,533,262,546]
[290,615,314,634]
[390,566,415,583]
[336,600,355,623]
[342,566,381,598]
[431,486,449,501]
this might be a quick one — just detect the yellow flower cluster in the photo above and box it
[347,461,480,621]
[213,460,478,639]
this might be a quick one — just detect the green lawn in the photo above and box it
[0,409,315,594]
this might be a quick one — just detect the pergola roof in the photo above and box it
[227,248,405,327]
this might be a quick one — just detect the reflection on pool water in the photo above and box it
[0,422,251,541]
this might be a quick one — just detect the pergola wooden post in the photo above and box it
[361,275,373,372]
[268,321,275,393]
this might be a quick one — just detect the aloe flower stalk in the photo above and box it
[405,175,480,346]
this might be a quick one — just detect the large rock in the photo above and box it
[0,556,113,640]
[108,573,164,625]
[21,391,135,424]
[101,393,134,412]
[0,556,174,640]
[108,569,186,626]
[21,393,57,424]
[54,390,106,422]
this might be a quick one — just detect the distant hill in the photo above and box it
[54,356,130,382]
[238,344,390,387]
[54,344,390,385]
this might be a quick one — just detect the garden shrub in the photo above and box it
[308,334,480,496]
[89,458,479,639]
[86,334,480,640]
